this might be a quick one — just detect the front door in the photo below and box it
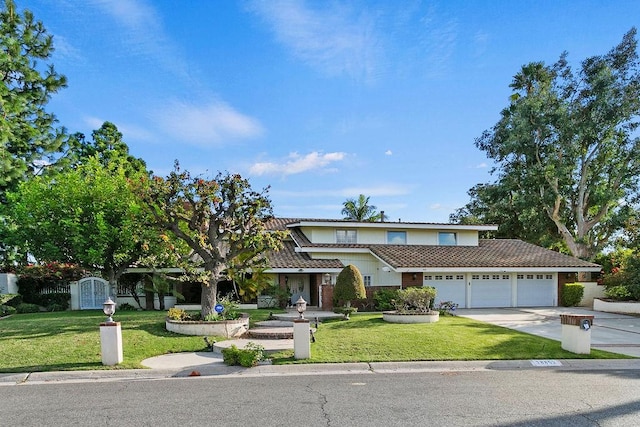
[79,277,109,309]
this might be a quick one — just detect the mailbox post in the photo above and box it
[560,314,594,354]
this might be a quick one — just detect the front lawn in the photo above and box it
[0,309,277,373]
[270,313,627,364]
[0,310,628,373]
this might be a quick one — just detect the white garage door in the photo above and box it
[424,274,466,308]
[517,273,556,306]
[470,274,512,308]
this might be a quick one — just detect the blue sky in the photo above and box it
[20,0,640,222]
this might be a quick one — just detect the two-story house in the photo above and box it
[265,218,601,310]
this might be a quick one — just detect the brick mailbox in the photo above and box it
[560,314,594,354]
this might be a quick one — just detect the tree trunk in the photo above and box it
[200,277,218,318]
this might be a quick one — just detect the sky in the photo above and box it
[18,0,640,223]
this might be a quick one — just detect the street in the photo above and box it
[2,368,640,426]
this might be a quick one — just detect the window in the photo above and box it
[456,275,464,280]
[363,275,372,287]
[546,274,553,280]
[438,232,457,246]
[492,274,500,280]
[445,275,454,280]
[517,274,524,279]
[435,275,443,280]
[502,275,510,280]
[536,274,544,280]
[336,229,357,244]
[387,230,407,244]
[424,275,432,280]
[472,274,480,280]
[482,274,490,280]
[527,274,534,279]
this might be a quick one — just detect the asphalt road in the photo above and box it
[3,369,640,426]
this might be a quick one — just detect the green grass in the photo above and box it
[0,309,278,373]
[0,311,629,373]
[270,313,630,364]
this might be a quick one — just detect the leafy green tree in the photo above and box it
[4,157,171,295]
[341,194,387,222]
[333,264,366,310]
[64,121,147,174]
[140,162,288,317]
[0,0,68,197]
[457,28,640,260]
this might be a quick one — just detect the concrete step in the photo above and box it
[247,327,294,339]
[254,320,294,328]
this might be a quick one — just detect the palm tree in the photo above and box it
[341,194,387,222]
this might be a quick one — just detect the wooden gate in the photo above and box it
[79,277,109,309]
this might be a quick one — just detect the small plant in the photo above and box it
[47,303,66,312]
[0,305,17,316]
[214,294,241,320]
[561,283,584,307]
[393,287,437,313]
[0,294,22,307]
[333,306,358,319]
[167,307,188,321]
[118,302,138,311]
[16,303,41,314]
[438,301,458,316]
[222,342,265,367]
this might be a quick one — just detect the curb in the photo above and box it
[2,358,640,386]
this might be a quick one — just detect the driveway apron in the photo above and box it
[456,307,640,357]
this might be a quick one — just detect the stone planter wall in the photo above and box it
[382,311,440,324]
[593,298,640,315]
[165,315,249,338]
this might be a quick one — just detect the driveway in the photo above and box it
[456,307,640,357]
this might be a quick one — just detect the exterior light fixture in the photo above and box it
[295,296,307,319]
[323,273,331,285]
[103,297,116,323]
[412,273,417,280]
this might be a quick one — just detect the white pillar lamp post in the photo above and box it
[293,296,310,359]
[100,297,123,366]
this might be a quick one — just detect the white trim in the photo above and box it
[394,266,600,273]
[288,220,498,231]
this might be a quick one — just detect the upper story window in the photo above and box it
[336,229,357,244]
[387,230,407,244]
[438,232,457,246]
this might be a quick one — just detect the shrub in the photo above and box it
[38,293,70,310]
[0,294,22,307]
[561,283,584,307]
[333,265,366,308]
[222,343,265,367]
[16,303,41,313]
[373,289,399,311]
[438,301,459,316]
[394,287,437,313]
[0,305,17,316]
[47,303,66,312]
[118,302,137,311]
[604,285,632,301]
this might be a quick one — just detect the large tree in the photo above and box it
[140,163,288,317]
[4,156,172,296]
[455,28,640,260]
[0,0,67,197]
[341,194,387,222]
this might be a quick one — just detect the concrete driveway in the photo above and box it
[456,307,640,357]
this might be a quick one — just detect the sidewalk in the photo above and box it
[3,356,640,386]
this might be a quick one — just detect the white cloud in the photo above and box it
[154,101,264,146]
[89,0,192,81]
[249,151,346,176]
[273,184,411,198]
[247,0,381,82]
[474,162,488,169]
[385,150,393,156]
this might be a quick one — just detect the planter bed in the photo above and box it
[166,314,249,338]
[593,298,640,315]
[382,311,440,324]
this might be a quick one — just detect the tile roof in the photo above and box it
[369,240,600,269]
[267,241,344,269]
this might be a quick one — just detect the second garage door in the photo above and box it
[470,274,512,308]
